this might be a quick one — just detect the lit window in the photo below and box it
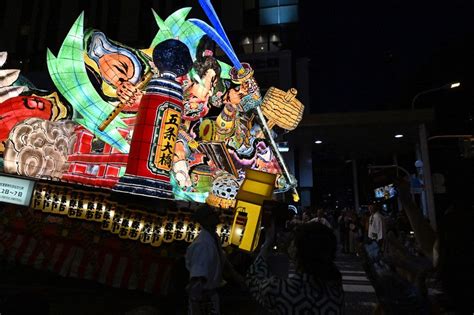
[260,7,279,24]
[242,37,252,45]
[279,5,298,23]
[260,5,298,25]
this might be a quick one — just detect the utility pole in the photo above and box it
[352,159,360,213]
[418,123,437,231]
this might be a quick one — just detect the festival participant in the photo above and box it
[185,204,245,314]
[338,209,350,253]
[185,204,224,314]
[395,172,474,314]
[246,221,344,314]
[368,204,384,247]
[309,208,332,229]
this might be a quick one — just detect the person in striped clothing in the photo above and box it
[246,221,344,314]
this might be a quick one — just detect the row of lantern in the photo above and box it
[30,183,235,247]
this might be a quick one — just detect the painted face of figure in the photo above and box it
[87,31,143,88]
[227,88,242,105]
[189,69,217,102]
[98,53,135,87]
[225,83,248,107]
[182,69,218,121]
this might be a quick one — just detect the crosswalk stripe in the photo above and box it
[337,256,375,295]
[342,275,369,281]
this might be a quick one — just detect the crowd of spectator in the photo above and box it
[284,180,473,315]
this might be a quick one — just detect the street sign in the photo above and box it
[410,175,424,194]
[0,175,35,206]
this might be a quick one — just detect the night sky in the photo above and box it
[298,0,474,121]
[294,0,474,206]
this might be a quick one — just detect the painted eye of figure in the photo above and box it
[114,60,130,77]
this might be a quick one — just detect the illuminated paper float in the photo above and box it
[0,1,306,260]
[1,5,302,202]
[0,2,312,300]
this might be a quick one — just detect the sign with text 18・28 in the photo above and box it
[0,175,35,206]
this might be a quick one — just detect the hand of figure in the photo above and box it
[245,78,260,94]
[260,220,276,259]
[173,160,192,188]
[176,171,192,188]
[117,81,143,105]
[149,61,159,75]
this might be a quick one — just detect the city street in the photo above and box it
[336,252,377,315]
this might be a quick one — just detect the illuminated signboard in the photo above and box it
[0,175,35,206]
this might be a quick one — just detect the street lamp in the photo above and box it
[408,82,460,231]
[411,82,461,110]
